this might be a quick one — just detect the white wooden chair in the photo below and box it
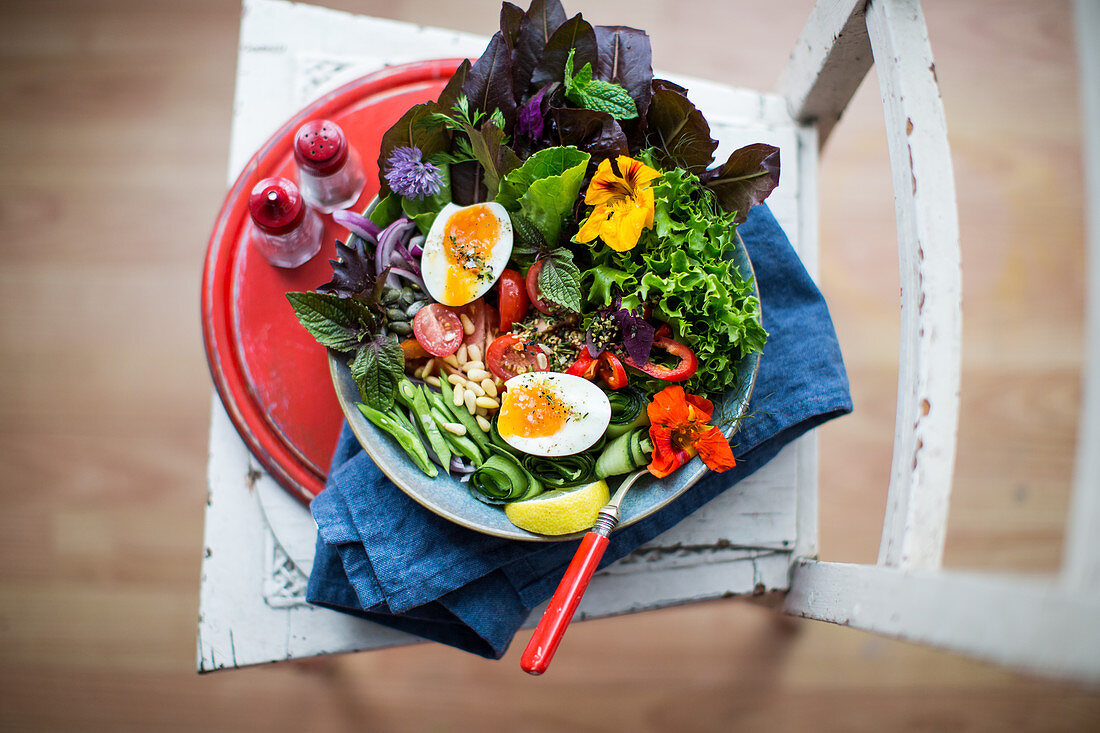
[778,0,1100,684]
[198,0,1100,682]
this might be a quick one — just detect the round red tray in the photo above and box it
[202,59,462,503]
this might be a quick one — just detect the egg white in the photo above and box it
[420,202,513,307]
[498,372,612,457]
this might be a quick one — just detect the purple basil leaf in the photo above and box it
[594,26,653,117]
[645,82,717,175]
[436,58,471,111]
[376,102,449,195]
[530,13,597,89]
[615,308,655,365]
[701,143,781,224]
[317,238,376,299]
[517,85,550,138]
[512,0,568,100]
[461,31,517,130]
[553,107,629,162]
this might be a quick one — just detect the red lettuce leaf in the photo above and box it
[500,2,525,49]
[461,31,517,129]
[531,13,597,89]
[701,143,781,223]
[552,107,629,162]
[436,58,470,111]
[512,0,568,100]
[645,79,717,175]
[594,25,653,118]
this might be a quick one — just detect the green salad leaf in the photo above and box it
[350,333,406,411]
[400,163,452,235]
[496,145,590,245]
[538,247,583,313]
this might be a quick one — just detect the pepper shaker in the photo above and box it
[247,176,323,268]
[293,119,366,213]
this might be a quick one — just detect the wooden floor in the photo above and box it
[1,0,1097,729]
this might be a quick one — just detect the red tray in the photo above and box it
[202,60,462,503]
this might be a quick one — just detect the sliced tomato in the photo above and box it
[597,352,629,389]
[497,269,530,332]
[412,303,464,357]
[623,335,698,381]
[486,334,549,380]
[525,260,554,314]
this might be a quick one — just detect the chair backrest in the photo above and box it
[778,0,1100,684]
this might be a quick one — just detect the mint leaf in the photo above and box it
[286,292,375,352]
[574,79,637,120]
[350,333,405,410]
[564,47,636,121]
[537,248,582,313]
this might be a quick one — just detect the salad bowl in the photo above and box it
[328,232,761,542]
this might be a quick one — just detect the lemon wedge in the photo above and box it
[504,479,611,536]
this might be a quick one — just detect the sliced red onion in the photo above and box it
[409,235,425,257]
[375,218,417,277]
[388,266,425,291]
[449,456,475,474]
[332,209,381,243]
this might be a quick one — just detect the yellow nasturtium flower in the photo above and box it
[574,155,661,252]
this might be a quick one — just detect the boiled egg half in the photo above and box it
[497,372,611,457]
[421,202,513,307]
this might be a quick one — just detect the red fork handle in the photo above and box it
[521,531,610,675]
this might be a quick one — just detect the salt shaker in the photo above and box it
[247,176,323,268]
[293,119,366,213]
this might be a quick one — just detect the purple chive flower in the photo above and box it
[384,146,443,200]
[517,86,549,139]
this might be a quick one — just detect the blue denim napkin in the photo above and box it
[307,204,852,658]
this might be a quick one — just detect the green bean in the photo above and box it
[397,379,452,469]
[356,403,436,477]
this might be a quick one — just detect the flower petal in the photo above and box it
[617,155,662,190]
[692,425,736,473]
[585,158,628,206]
[647,385,691,428]
[575,205,610,243]
[647,425,695,478]
[685,393,714,422]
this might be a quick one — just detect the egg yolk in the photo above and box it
[442,204,498,305]
[498,381,569,438]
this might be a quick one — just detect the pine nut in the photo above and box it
[481,379,497,397]
[461,360,485,374]
[422,358,436,377]
[476,415,492,433]
[447,373,466,386]
[452,384,465,407]
[442,422,467,437]
[459,313,475,335]
[464,389,478,414]
[535,352,549,370]
[475,396,499,410]
[466,381,485,397]
[442,354,459,368]
[466,368,490,382]
[425,375,441,387]
[467,344,482,363]
[457,343,468,364]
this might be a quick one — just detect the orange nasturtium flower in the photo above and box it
[646,385,737,479]
[574,155,661,252]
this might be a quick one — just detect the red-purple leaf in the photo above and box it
[645,80,718,175]
[436,59,471,111]
[702,143,781,224]
[461,31,516,128]
[531,13,597,89]
[500,2,524,49]
[594,26,653,117]
[512,0,568,100]
[552,107,629,162]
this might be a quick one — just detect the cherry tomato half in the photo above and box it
[485,334,550,380]
[412,303,464,357]
[524,260,554,315]
[497,269,530,332]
